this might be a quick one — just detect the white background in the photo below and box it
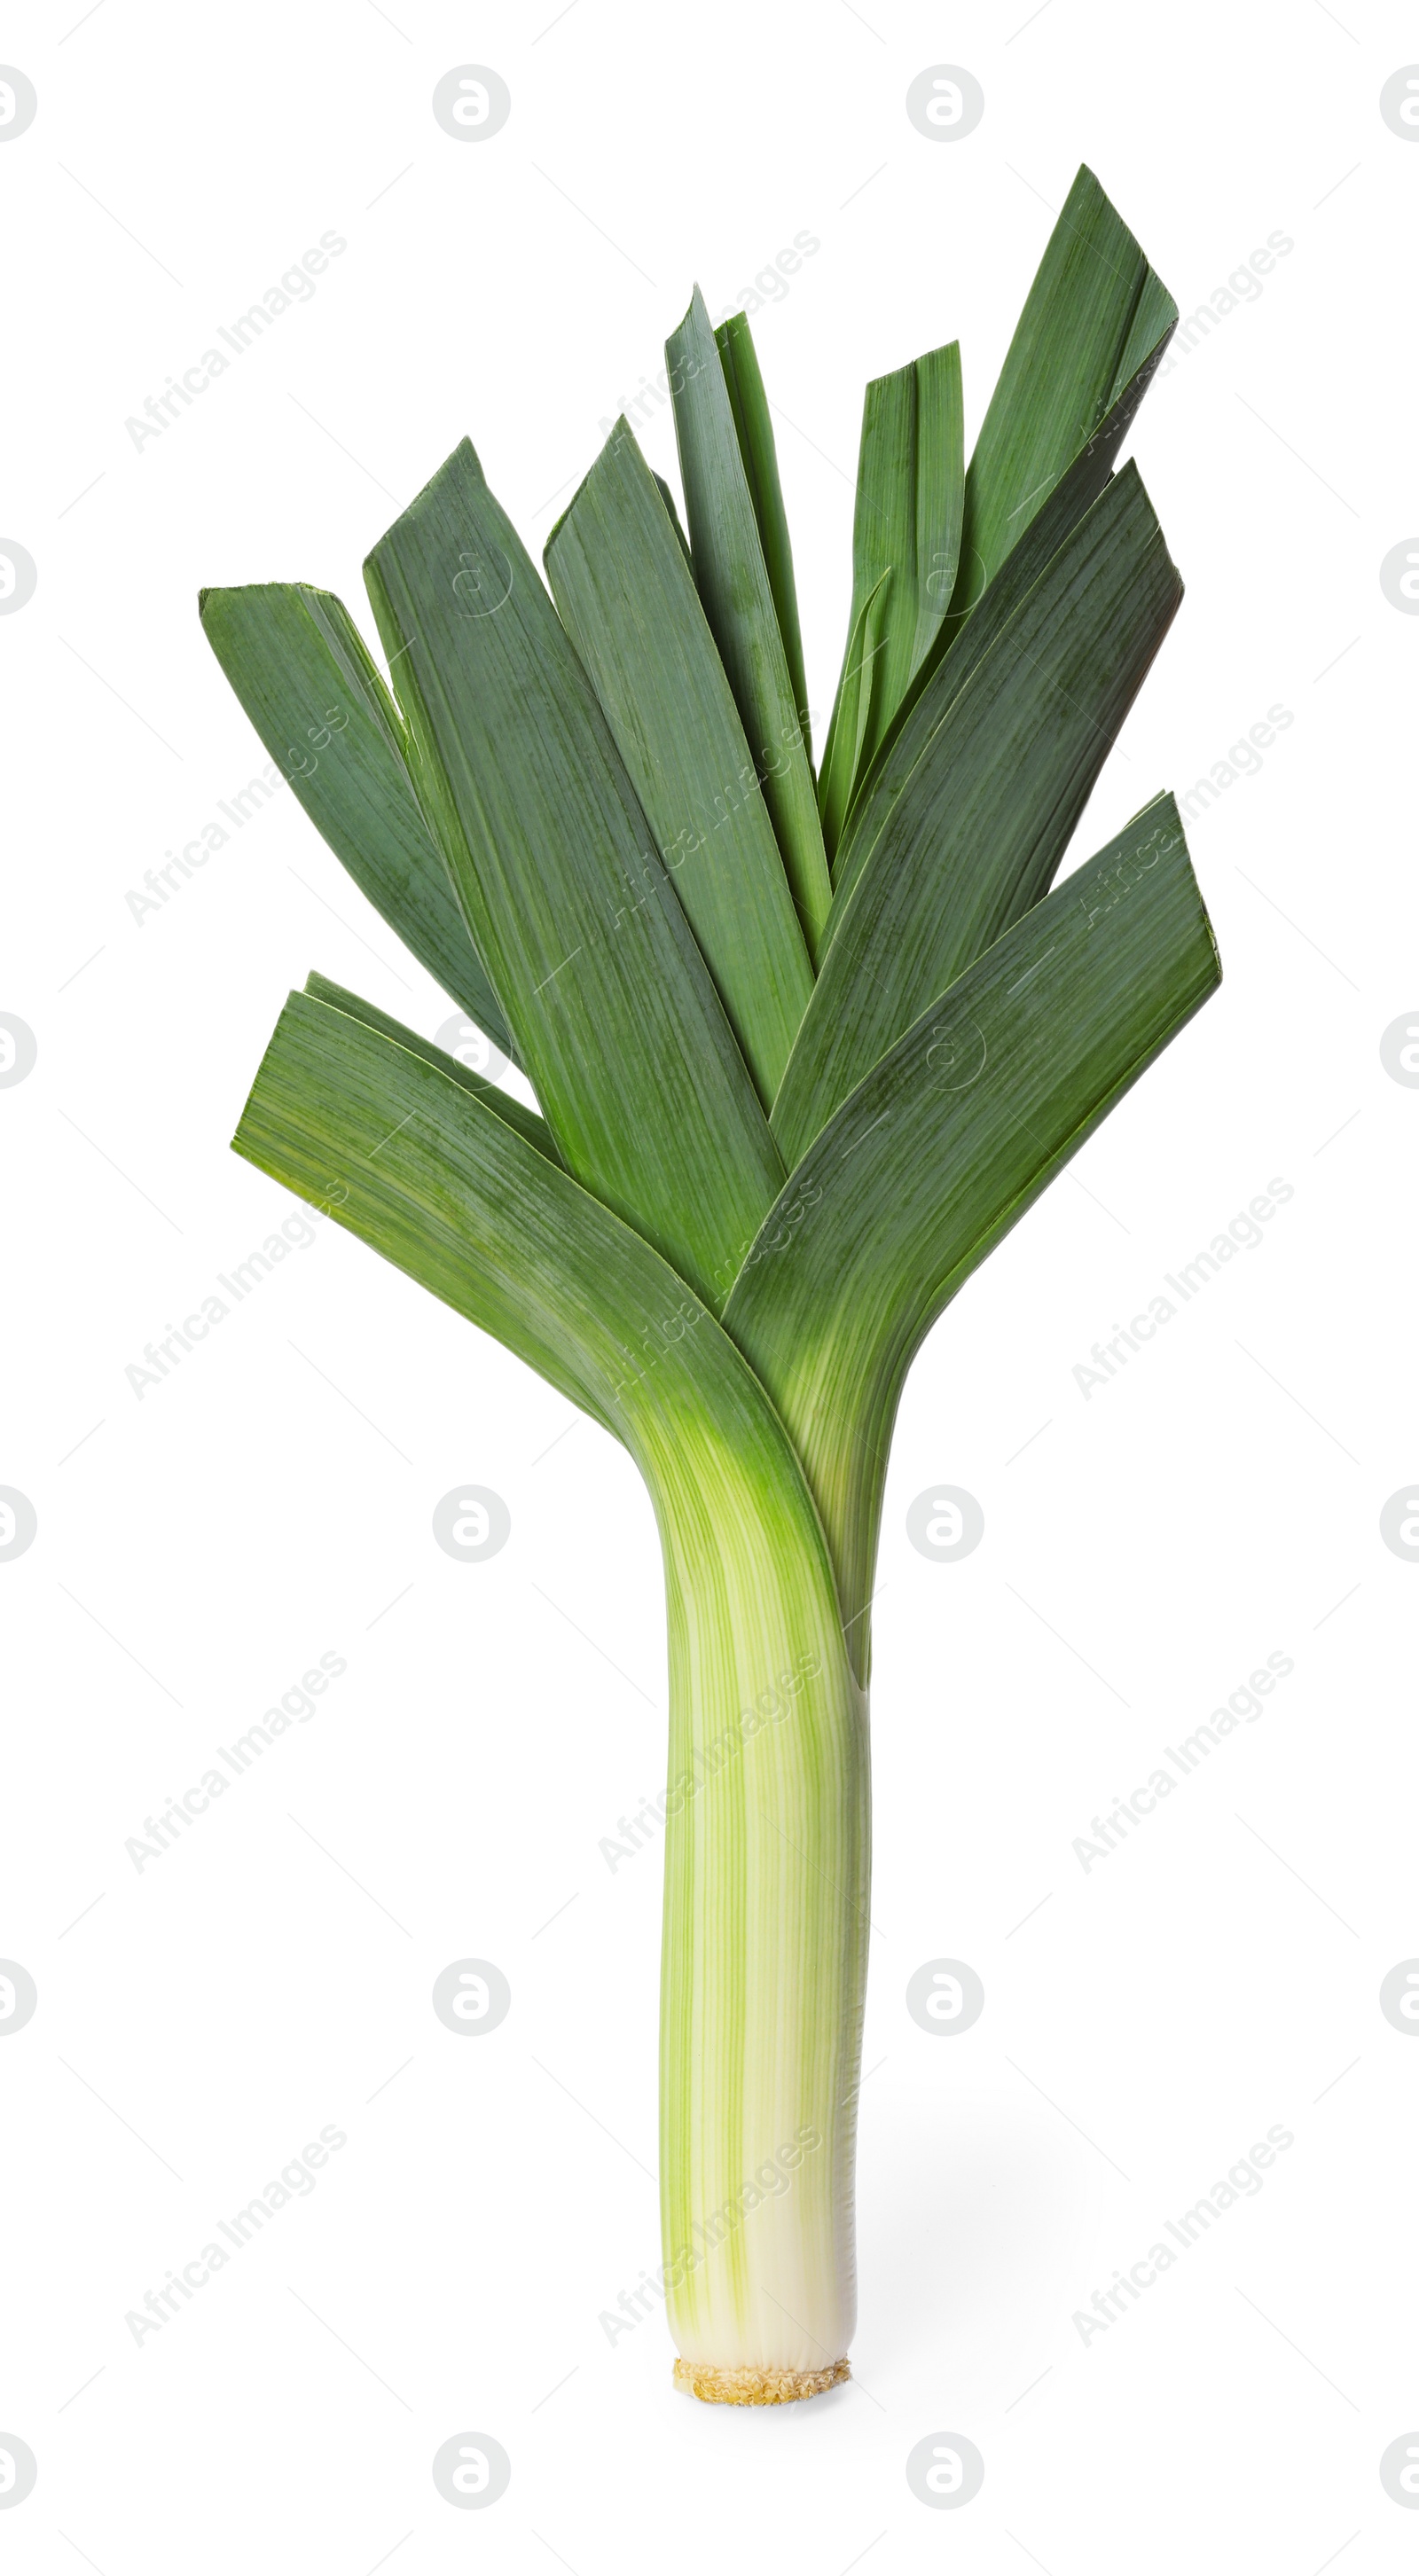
[4,1,1418,2566]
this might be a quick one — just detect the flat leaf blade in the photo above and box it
[953,164,1176,615]
[233,985,847,1598]
[822,342,963,849]
[772,462,1182,1164]
[545,419,811,1110]
[816,568,892,863]
[715,310,811,740]
[727,798,1219,1654]
[200,583,519,1063]
[362,438,784,1311]
[302,973,557,1161]
[667,290,832,954]
[835,316,1171,906]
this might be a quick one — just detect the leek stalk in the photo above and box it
[203,166,1218,2403]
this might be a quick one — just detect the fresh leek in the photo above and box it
[202,165,1216,2406]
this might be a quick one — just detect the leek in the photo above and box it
[203,165,1217,2405]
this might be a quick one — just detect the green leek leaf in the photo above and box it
[815,568,893,865]
[727,797,1219,1656]
[952,162,1176,619]
[820,341,963,855]
[835,339,1171,904]
[545,419,812,1110]
[363,438,784,1311]
[666,290,833,955]
[302,973,557,1161]
[714,311,811,743]
[653,472,694,566]
[200,583,519,1063]
[838,167,1177,826]
[772,461,1182,1164]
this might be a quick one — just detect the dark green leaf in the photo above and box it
[200,583,518,1063]
[835,333,1171,904]
[726,798,1219,1659]
[772,462,1182,1165]
[362,438,784,1311]
[715,310,811,742]
[816,568,892,865]
[951,163,1175,618]
[233,983,846,1610]
[821,341,963,853]
[653,472,694,567]
[302,973,557,1161]
[666,290,833,955]
[545,419,812,1110]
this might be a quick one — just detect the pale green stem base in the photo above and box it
[650,1438,871,2382]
